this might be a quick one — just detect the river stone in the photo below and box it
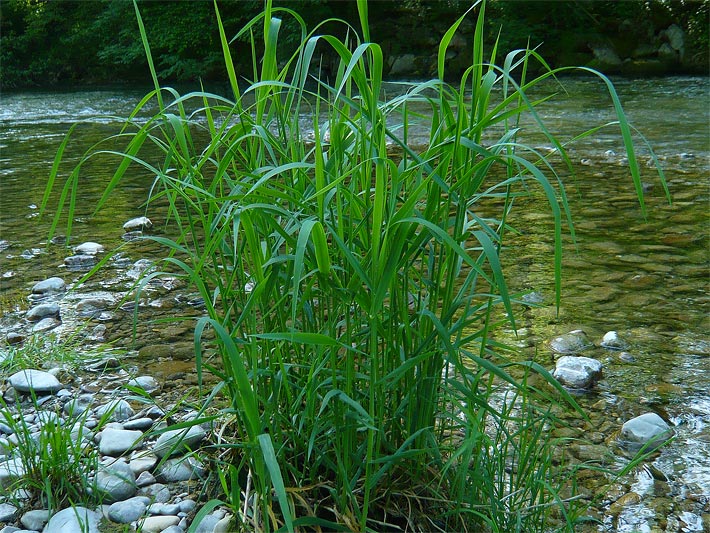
[21,509,51,531]
[0,458,26,489]
[153,426,207,458]
[0,503,18,523]
[6,331,25,345]
[31,277,66,295]
[75,298,111,317]
[107,496,150,523]
[126,376,160,394]
[98,428,144,456]
[8,369,63,393]
[32,316,61,333]
[64,394,95,416]
[156,456,207,482]
[147,502,181,515]
[600,330,629,350]
[123,217,152,232]
[138,515,180,533]
[138,482,171,503]
[95,399,135,422]
[64,254,97,269]
[136,470,157,487]
[43,506,101,533]
[26,303,60,322]
[549,330,594,354]
[620,413,674,452]
[73,242,104,255]
[95,460,137,503]
[553,356,603,390]
[123,417,155,431]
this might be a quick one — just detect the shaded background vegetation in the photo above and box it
[1,0,708,89]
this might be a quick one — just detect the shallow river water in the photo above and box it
[1,77,708,532]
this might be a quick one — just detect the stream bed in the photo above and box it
[1,77,708,531]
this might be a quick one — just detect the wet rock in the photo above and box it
[20,508,51,530]
[126,376,160,395]
[7,369,63,394]
[600,331,629,350]
[107,496,149,523]
[87,324,107,342]
[75,298,112,317]
[43,506,101,533]
[6,332,24,345]
[549,330,594,355]
[98,428,144,456]
[123,217,152,233]
[73,242,104,255]
[126,259,154,279]
[619,412,674,452]
[26,302,60,322]
[553,356,603,390]
[609,491,642,516]
[31,277,66,295]
[153,426,207,458]
[95,460,137,503]
[32,316,61,333]
[64,254,97,269]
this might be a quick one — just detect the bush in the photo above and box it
[42,0,665,530]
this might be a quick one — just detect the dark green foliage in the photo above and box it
[2,0,707,89]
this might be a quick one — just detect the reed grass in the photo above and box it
[41,0,666,531]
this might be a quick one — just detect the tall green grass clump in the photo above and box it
[43,0,665,530]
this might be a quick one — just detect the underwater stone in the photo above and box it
[600,331,629,350]
[549,330,594,354]
[64,254,97,269]
[31,276,66,294]
[26,302,60,321]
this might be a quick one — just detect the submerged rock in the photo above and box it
[549,330,594,355]
[26,302,60,322]
[553,356,603,390]
[600,330,629,350]
[31,277,66,295]
[619,412,674,452]
[64,254,97,269]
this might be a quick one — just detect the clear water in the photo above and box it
[1,77,708,530]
